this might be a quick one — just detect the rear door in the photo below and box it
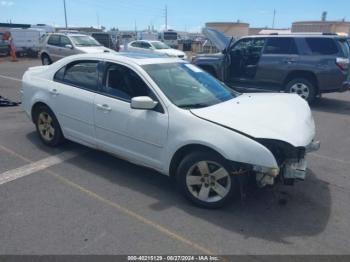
[254,37,299,91]
[50,60,100,147]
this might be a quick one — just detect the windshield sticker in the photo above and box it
[185,64,203,73]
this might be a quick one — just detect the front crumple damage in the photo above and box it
[254,139,320,187]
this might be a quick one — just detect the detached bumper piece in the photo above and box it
[341,81,350,92]
[283,158,307,181]
[0,96,20,107]
[306,140,320,153]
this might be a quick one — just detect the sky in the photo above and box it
[0,0,349,32]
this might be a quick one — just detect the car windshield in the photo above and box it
[142,63,239,108]
[70,35,101,47]
[151,42,171,50]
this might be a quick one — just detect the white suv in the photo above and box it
[22,53,319,208]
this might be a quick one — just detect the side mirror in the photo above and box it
[131,96,158,110]
[65,44,73,49]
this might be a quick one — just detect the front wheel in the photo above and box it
[177,151,238,208]
[41,54,52,65]
[285,78,316,103]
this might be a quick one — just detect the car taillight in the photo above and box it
[336,57,349,71]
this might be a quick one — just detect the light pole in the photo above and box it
[63,0,68,29]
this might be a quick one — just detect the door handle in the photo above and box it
[284,59,297,64]
[49,89,59,96]
[96,104,112,112]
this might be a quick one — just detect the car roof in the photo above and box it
[65,52,184,66]
[51,33,88,37]
[242,34,347,39]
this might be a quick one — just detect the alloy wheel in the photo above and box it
[42,56,50,65]
[290,83,310,99]
[186,161,231,203]
[37,112,55,141]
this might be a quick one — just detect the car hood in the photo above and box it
[190,93,315,147]
[202,27,233,52]
[155,49,185,57]
[76,46,112,53]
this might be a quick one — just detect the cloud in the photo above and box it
[1,1,14,6]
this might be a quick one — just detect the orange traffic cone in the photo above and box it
[10,48,18,62]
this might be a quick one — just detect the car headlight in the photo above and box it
[253,166,280,177]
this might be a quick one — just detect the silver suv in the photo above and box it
[40,33,112,65]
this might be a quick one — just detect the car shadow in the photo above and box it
[312,97,350,116]
[56,147,331,244]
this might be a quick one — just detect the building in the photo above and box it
[0,22,30,33]
[205,22,249,38]
[249,27,291,35]
[292,21,350,36]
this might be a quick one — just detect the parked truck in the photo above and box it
[10,28,46,57]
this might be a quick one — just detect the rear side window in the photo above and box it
[131,42,140,48]
[337,39,350,58]
[55,61,99,91]
[305,38,339,55]
[264,38,298,54]
[47,35,60,46]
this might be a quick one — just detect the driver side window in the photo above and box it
[140,42,152,49]
[102,63,153,102]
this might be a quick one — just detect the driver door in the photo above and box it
[228,38,266,91]
[94,62,168,171]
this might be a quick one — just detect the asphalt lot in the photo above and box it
[1,58,350,255]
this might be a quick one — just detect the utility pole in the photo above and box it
[165,5,168,31]
[272,9,276,29]
[63,0,68,29]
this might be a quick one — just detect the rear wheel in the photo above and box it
[177,151,238,208]
[41,54,52,65]
[34,105,64,146]
[285,78,316,103]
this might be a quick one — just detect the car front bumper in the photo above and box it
[342,81,350,92]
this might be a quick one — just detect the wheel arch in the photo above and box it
[284,70,319,93]
[169,144,228,178]
[31,101,53,123]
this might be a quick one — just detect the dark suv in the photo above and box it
[192,28,350,102]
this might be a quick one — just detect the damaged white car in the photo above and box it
[21,53,320,208]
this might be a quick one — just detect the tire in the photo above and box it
[33,105,64,147]
[285,78,316,103]
[177,151,238,209]
[41,54,52,65]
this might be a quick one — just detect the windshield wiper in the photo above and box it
[178,103,209,109]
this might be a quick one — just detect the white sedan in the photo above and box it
[21,52,319,208]
[125,40,187,60]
